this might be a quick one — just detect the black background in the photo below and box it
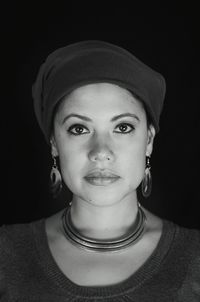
[1,4,200,228]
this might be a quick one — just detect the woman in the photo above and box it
[0,40,200,301]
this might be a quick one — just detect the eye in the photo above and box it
[114,123,135,134]
[67,122,135,136]
[67,124,89,135]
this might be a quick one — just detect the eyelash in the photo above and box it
[67,123,135,136]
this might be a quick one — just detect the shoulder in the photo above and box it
[0,223,27,252]
[0,221,41,297]
[170,223,200,276]
[175,223,200,247]
[0,222,33,247]
[0,220,44,260]
[163,220,200,254]
[156,220,200,274]
[153,221,200,299]
[172,224,200,298]
[177,224,200,264]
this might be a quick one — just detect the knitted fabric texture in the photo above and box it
[0,219,200,301]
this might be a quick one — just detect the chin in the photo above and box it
[86,199,121,207]
[84,189,125,207]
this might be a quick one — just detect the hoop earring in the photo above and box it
[50,155,62,198]
[141,156,152,198]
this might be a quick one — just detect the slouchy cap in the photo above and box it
[32,40,166,143]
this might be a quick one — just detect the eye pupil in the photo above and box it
[76,127,83,133]
[68,123,134,136]
[120,124,127,131]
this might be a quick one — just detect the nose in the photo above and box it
[88,134,114,162]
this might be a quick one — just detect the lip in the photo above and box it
[85,170,119,178]
[84,176,120,186]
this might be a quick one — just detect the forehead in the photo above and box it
[56,83,145,117]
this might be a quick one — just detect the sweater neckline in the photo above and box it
[32,217,176,299]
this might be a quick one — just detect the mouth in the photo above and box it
[84,176,120,186]
[85,171,119,178]
[84,170,120,186]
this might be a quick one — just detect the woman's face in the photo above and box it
[52,83,155,207]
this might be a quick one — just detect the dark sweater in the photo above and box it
[0,218,200,301]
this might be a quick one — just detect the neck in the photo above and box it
[70,194,139,240]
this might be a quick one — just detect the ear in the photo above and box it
[50,135,59,157]
[146,124,156,157]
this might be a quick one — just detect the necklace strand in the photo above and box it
[62,203,147,252]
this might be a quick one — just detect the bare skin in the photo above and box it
[45,208,162,286]
[46,83,162,286]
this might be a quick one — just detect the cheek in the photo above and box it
[121,139,147,184]
[58,145,85,190]
[55,127,148,192]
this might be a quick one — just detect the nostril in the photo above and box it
[94,154,111,161]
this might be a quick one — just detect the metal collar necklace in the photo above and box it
[62,203,147,253]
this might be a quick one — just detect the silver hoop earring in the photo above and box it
[50,155,62,198]
[141,156,152,198]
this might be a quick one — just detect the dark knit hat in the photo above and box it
[32,40,166,143]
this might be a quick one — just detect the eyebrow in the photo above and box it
[62,113,140,124]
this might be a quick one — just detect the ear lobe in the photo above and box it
[50,136,59,157]
[146,124,156,156]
